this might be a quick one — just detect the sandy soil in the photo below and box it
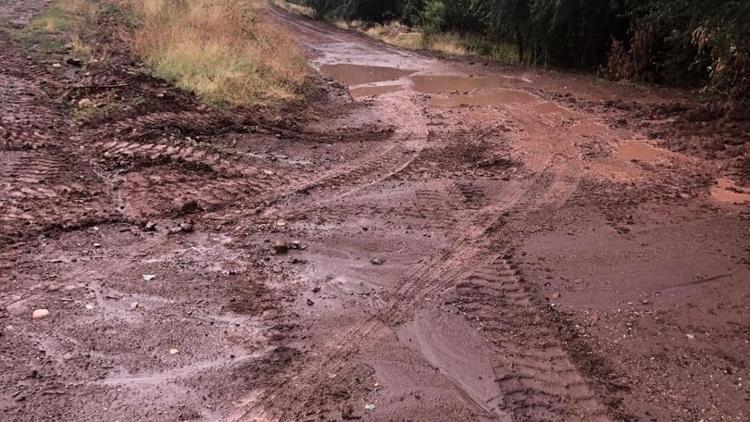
[1,2,748,421]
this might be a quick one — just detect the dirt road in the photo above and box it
[1,2,749,421]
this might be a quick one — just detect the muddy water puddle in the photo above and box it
[320,63,415,86]
[711,178,750,204]
[350,84,403,98]
[429,89,536,107]
[534,101,575,116]
[320,65,539,105]
[412,74,538,108]
[411,74,523,94]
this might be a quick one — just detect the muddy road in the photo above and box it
[1,2,749,421]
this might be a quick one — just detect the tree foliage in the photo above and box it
[301,0,750,97]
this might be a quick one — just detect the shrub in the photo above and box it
[420,0,444,35]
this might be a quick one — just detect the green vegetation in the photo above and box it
[9,0,95,62]
[295,0,750,97]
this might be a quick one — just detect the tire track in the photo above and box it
[228,11,594,414]
[0,34,116,239]
[238,173,544,420]
[450,256,611,421]
[99,111,233,139]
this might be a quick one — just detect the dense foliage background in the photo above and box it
[299,0,750,97]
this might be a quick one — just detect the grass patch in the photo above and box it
[8,0,307,108]
[131,0,307,108]
[457,34,517,63]
[28,5,75,32]
[9,0,102,63]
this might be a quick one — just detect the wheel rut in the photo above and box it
[231,7,617,421]
[0,1,641,419]
[0,35,115,239]
[238,166,607,421]
[450,257,610,421]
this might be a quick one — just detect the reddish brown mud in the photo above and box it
[1,2,749,422]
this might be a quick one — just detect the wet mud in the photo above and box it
[614,139,675,163]
[711,177,750,204]
[349,84,403,98]
[2,2,749,422]
[320,63,415,86]
[427,89,537,107]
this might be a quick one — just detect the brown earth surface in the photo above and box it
[1,2,749,421]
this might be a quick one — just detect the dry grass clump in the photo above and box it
[340,20,468,56]
[363,21,423,50]
[131,0,307,107]
[362,22,517,63]
[425,33,469,56]
[272,0,314,17]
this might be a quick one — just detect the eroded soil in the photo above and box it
[1,2,749,422]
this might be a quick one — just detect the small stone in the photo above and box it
[77,98,94,108]
[686,333,695,340]
[370,257,385,265]
[144,220,158,231]
[290,240,301,249]
[274,219,287,228]
[551,292,562,299]
[32,309,50,320]
[93,243,102,248]
[178,221,194,233]
[85,304,94,310]
[65,57,82,67]
[312,286,321,293]
[130,302,139,310]
[679,193,691,200]
[169,348,179,355]
[341,404,355,419]
[51,63,62,68]
[273,240,289,254]
[306,298,314,306]
[143,274,156,282]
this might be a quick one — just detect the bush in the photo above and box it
[603,0,750,97]
[420,0,444,35]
